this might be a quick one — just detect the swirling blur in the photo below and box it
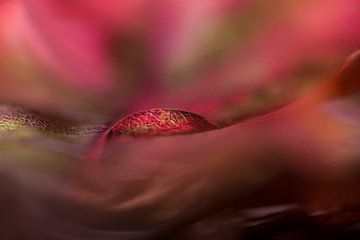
[0,0,360,239]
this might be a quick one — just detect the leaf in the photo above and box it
[0,105,105,136]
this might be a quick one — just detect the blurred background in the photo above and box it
[0,0,360,239]
[1,0,359,120]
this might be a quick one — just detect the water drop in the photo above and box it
[110,108,217,137]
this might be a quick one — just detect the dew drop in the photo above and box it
[110,108,217,137]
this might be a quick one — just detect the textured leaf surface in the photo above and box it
[0,105,105,136]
